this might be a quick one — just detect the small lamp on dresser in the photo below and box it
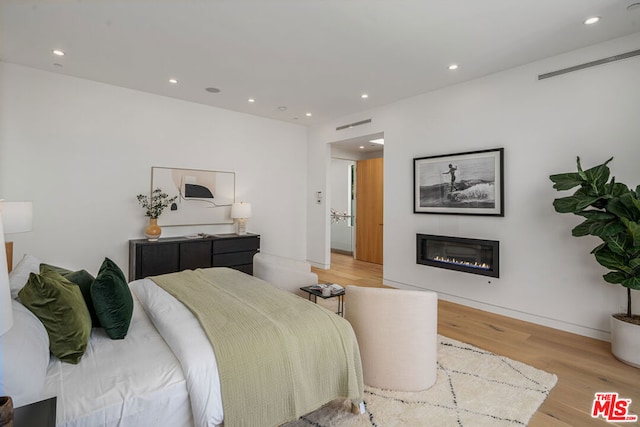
[230,202,251,235]
[0,201,33,272]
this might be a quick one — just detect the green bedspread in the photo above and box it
[150,267,363,427]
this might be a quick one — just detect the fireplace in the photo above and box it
[416,234,499,278]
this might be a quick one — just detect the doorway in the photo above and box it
[329,132,384,265]
[355,157,383,264]
[329,159,355,256]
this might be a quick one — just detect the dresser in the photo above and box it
[129,233,260,281]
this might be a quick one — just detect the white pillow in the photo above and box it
[0,300,50,407]
[8,254,41,299]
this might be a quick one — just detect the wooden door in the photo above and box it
[355,157,383,264]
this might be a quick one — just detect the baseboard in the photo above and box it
[308,260,330,269]
[383,277,611,342]
[330,249,353,256]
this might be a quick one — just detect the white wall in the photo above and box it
[308,33,640,340]
[0,63,309,277]
[330,158,354,253]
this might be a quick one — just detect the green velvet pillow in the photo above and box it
[40,263,100,327]
[91,258,133,340]
[18,269,92,364]
[39,263,72,276]
[65,269,100,327]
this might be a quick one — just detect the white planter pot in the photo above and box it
[610,315,640,368]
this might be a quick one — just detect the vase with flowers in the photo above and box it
[136,188,177,241]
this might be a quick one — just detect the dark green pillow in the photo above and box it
[65,269,100,327]
[18,269,91,364]
[91,258,133,340]
[40,263,100,327]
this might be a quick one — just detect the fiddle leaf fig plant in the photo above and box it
[550,157,640,324]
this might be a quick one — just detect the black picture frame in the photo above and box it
[413,148,504,216]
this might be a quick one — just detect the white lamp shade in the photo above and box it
[230,202,251,219]
[0,201,33,234]
[0,216,14,335]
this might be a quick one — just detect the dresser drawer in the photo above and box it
[212,250,257,267]
[212,236,260,254]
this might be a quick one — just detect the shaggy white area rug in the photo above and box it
[283,335,557,426]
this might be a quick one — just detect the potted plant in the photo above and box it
[550,157,640,367]
[136,188,177,241]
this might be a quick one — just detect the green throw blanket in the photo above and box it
[150,267,363,427]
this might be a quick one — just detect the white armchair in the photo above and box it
[345,285,438,391]
[253,252,318,296]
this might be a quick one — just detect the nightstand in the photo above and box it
[14,396,56,427]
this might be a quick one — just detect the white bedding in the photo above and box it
[45,275,345,427]
[130,278,224,426]
[45,290,193,427]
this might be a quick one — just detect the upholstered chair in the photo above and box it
[344,285,438,391]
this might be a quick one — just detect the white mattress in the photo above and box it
[44,291,193,427]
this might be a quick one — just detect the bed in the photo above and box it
[2,255,364,427]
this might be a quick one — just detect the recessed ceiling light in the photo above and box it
[169,78,178,84]
[305,112,312,117]
[361,93,369,99]
[52,49,65,56]
[628,3,640,11]
[278,106,287,111]
[369,138,384,145]
[584,16,600,25]
[359,145,365,149]
[448,64,459,70]
[205,87,221,93]
[248,98,255,103]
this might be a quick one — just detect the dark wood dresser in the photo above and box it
[129,233,260,280]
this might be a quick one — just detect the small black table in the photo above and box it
[14,396,56,427]
[300,284,345,316]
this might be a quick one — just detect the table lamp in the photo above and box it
[0,213,13,336]
[1,202,32,418]
[0,201,33,272]
[0,216,13,427]
[230,202,251,235]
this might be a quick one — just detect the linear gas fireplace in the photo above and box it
[416,234,499,278]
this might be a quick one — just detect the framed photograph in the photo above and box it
[413,148,504,216]
[150,166,235,226]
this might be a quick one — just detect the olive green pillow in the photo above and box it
[91,258,133,340]
[39,263,73,276]
[40,264,100,327]
[18,269,92,364]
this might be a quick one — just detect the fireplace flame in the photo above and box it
[432,256,491,270]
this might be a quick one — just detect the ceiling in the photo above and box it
[331,132,384,158]
[1,1,639,127]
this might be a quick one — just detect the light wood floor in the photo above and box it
[312,253,640,426]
